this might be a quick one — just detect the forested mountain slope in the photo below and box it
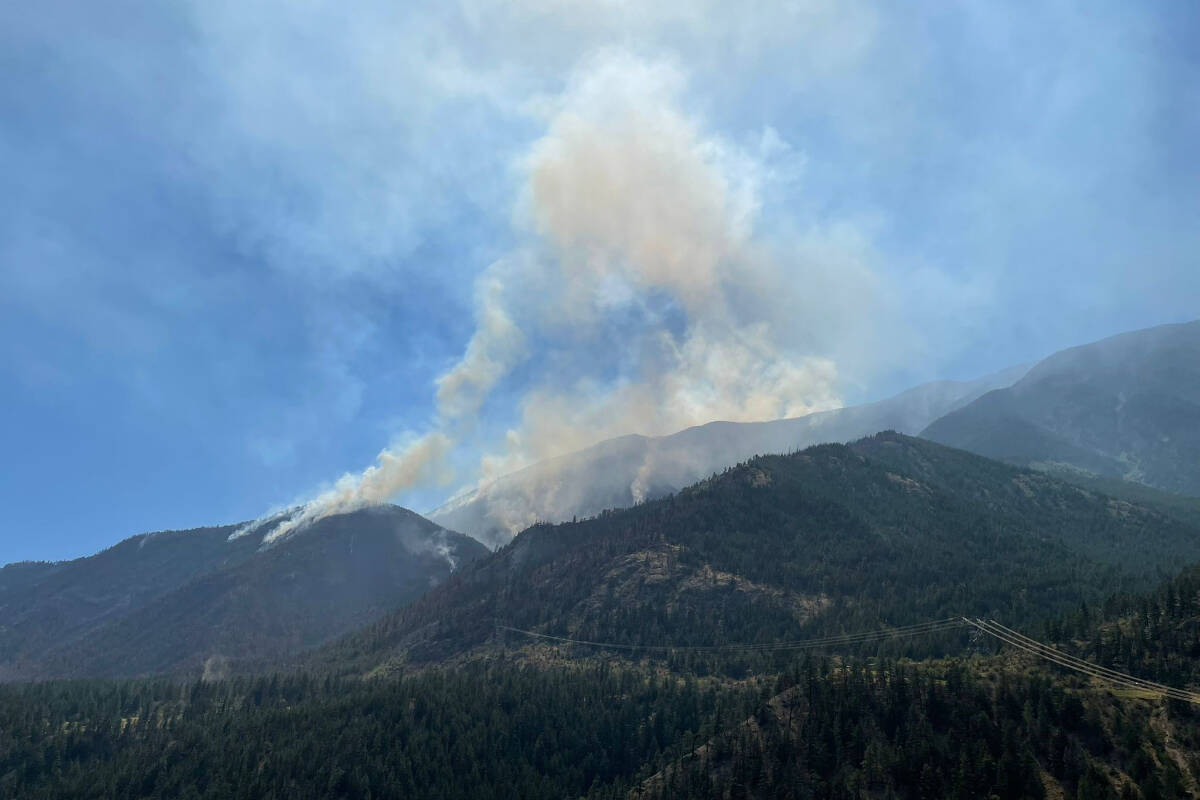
[1035,471,1200,532]
[323,433,1200,674]
[0,522,260,678]
[1048,557,1200,691]
[3,638,1197,798]
[0,506,487,680]
[923,319,1200,496]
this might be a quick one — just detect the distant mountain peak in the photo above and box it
[923,318,1200,495]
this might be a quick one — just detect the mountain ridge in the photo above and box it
[429,364,1030,546]
[0,505,487,680]
[923,319,1200,496]
[320,432,1200,676]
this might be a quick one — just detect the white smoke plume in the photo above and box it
[247,50,885,544]
[255,432,453,543]
[473,51,872,482]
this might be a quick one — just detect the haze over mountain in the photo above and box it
[433,318,1200,547]
[0,506,485,680]
[5,319,1196,685]
[924,319,1200,496]
[429,365,1029,546]
[327,433,1200,675]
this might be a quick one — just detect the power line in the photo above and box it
[498,617,1200,704]
[497,618,967,654]
[963,618,1200,704]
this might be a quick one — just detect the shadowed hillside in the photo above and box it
[0,506,487,680]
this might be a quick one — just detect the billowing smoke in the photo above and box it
[470,51,874,485]
[245,50,885,545]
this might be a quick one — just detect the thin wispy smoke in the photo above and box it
[248,50,885,544]
[434,271,528,425]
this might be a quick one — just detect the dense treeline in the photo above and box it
[1,655,1192,799]
[635,659,1195,800]
[0,662,763,800]
[1048,561,1200,690]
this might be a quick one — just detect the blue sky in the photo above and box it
[2,0,1198,563]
